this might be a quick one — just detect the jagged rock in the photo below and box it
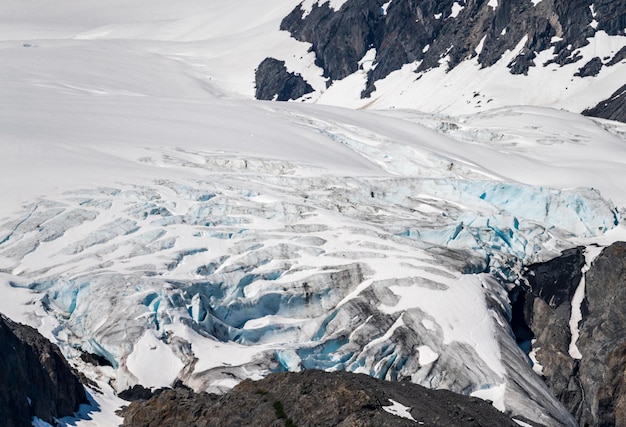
[523,246,585,311]
[0,314,88,427]
[521,242,626,426]
[583,83,626,123]
[255,57,314,101]
[593,0,626,35]
[280,1,383,83]
[607,46,626,66]
[121,382,219,427]
[258,0,622,100]
[119,384,156,402]
[574,57,603,77]
[575,242,626,426]
[519,247,585,418]
[121,370,520,426]
[80,349,114,367]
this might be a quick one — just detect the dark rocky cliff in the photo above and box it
[121,370,520,426]
[520,241,626,427]
[575,242,626,426]
[0,314,88,427]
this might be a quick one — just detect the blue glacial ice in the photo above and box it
[0,174,616,427]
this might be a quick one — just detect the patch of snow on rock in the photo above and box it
[383,399,418,423]
[449,2,464,18]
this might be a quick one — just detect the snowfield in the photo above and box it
[0,1,625,426]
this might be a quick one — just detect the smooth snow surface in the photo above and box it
[0,1,624,426]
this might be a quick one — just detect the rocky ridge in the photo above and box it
[0,314,88,427]
[255,57,314,101]
[121,370,521,427]
[583,82,626,122]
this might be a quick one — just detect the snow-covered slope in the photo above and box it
[260,0,626,118]
[1,1,625,426]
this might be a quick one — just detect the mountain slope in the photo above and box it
[0,1,625,426]
[256,0,626,117]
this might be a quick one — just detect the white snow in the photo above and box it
[126,330,185,388]
[449,3,464,19]
[487,0,498,9]
[529,340,545,375]
[382,1,392,15]
[475,36,487,55]
[32,382,126,427]
[421,319,435,330]
[381,274,506,377]
[568,245,604,359]
[470,383,506,412]
[417,345,439,365]
[383,399,418,422]
[300,0,350,17]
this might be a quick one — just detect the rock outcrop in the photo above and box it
[520,242,626,426]
[255,57,314,101]
[121,370,520,426]
[583,83,626,123]
[0,314,88,427]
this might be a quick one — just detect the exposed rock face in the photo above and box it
[280,0,383,85]
[521,242,626,426]
[122,370,520,427]
[121,382,219,427]
[583,83,626,123]
[521,247,585,420]
[0,314,88,427]
[575,242,626,426]
[257,0,626,118]
[255,57,314,101]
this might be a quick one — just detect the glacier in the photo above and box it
[0,167,619,426]
[1,1,625,426]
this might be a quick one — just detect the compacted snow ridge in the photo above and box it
[0,1,624,426]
